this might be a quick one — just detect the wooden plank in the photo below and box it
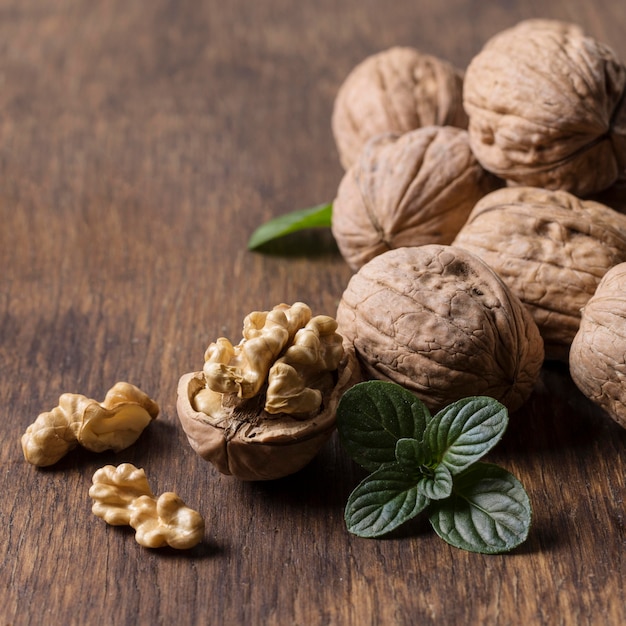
[1,1,625,624]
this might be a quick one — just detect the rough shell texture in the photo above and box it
[332,46,468,170]
[463,19,626,196]
[453,186,626,361]
[177,352,357,481]
[336,244,544,413]
[331,126,502,271]
[569,263,626,429]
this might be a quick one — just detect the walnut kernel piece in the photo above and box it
[569,263,626,429]
[463,19,626,196]
[176,302,358,481]
[21,382,159,467]
[89,463,205,550]
[453,187,626,361]
[203,302,313,400]
[332,46,468,169]
[336,245,544,413]
[331,126,502,271]
[89,462,155,526]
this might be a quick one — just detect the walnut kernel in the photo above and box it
[21,382,159,467]
[89,463,205,550]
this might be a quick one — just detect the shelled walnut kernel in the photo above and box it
[21,382,159,467]
[89,463,205,550]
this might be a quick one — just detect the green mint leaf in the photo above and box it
[426,396,508,475]
[247,202,332,250]
[418,464,453,501]
[337,381,432,472]
[395,438,428,466]
[428,463,532,554]
[344,463,430,538]
[394,439,451,500]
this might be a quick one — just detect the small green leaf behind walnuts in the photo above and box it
[247,203,332,250]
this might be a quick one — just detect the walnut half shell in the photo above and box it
[176,303,358,480]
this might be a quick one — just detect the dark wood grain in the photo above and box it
[2,1,625,625]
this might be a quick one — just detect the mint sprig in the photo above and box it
[247,202,332,250]
[336,381,532,554]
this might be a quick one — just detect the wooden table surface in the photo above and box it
[2,1,625,624]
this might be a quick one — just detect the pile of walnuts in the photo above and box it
[331,19,626,429]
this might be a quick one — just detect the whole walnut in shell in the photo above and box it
[453,186,626,361]
[176,303,357,481]
[332,46,468,170]
[569,263,626,429]
[336,245,544,413]
[331,126,501,271]
[463,19,626,196]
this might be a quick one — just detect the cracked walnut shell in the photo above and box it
[331,126,502,271]
[453,187,626,361]
[463,19,626,196]
[569,263,626,430]
[336,245,544,413]
[332,46,468,170]
[176,303,357,480]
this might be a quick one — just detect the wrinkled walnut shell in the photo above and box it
[332,46,468,170]
[463,19,626,196]
[331,126,502,271]
[336,244,544,413]
[453,187,626,361]
[569,263,626,429]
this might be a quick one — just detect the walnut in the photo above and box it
[89,463,205,549]
[21,382,159,467]
[452,187,626,361]
[332,46,468,170]
[176,302,357,480]
[331,126,502,271]
[569,263,626,429]
[463,19,626,196]
[335,244,544,413]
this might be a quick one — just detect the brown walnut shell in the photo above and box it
[176,351,357,481]
[335,244,544,413]
[569,262,626,429]
[332,46,468,170]
[331,126,502,271]
[463,19,626,196]
[453,186,626,361]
